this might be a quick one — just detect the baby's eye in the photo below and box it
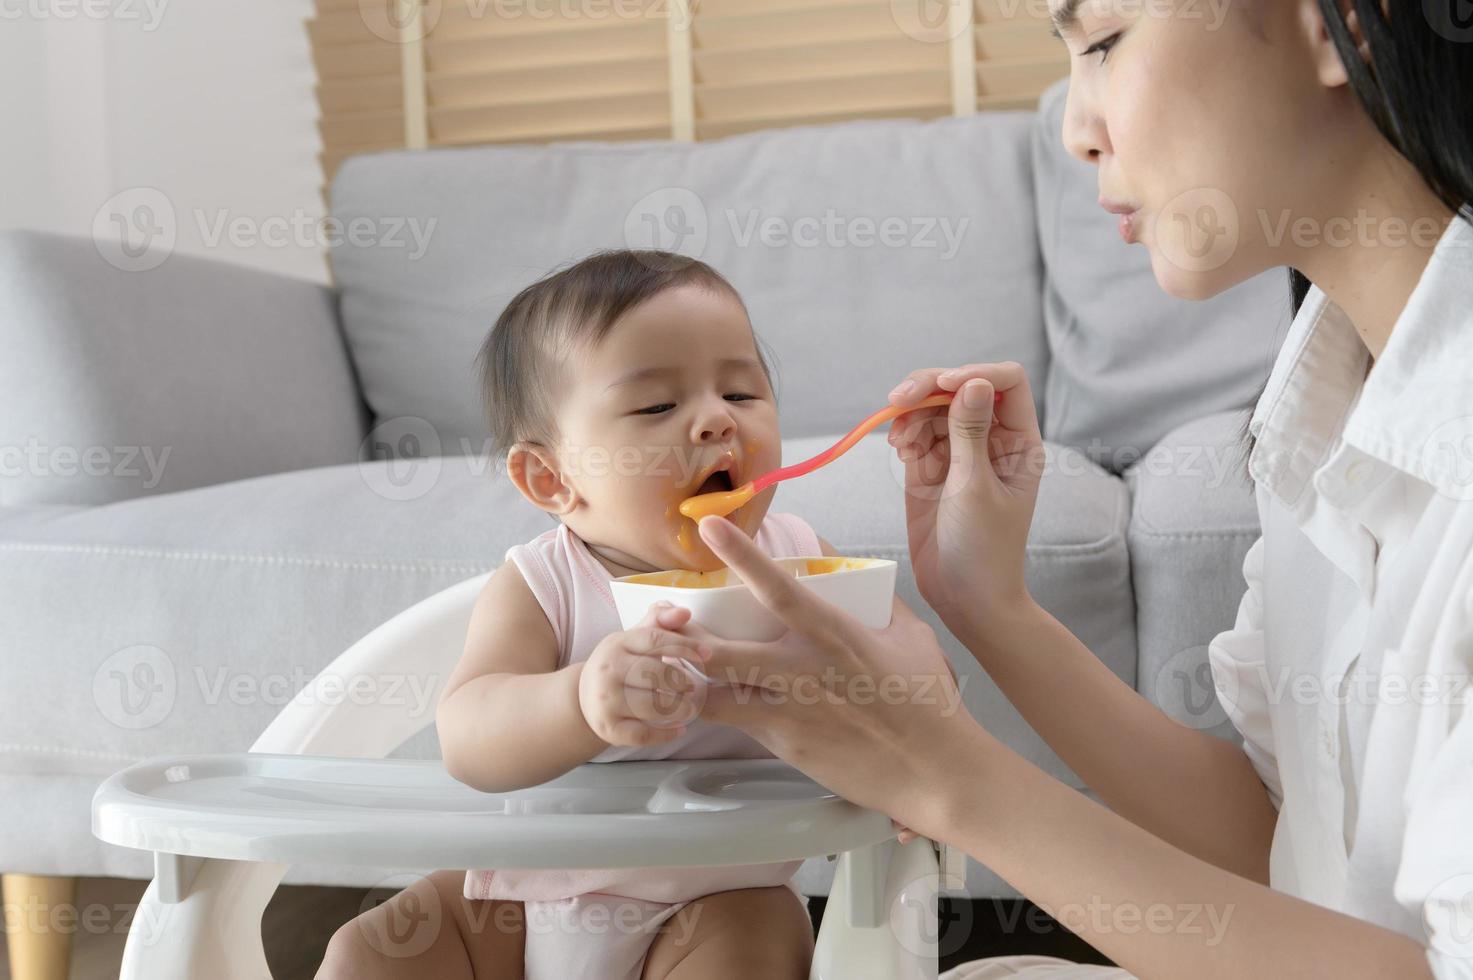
[634,404,675,416]
[725,393,756,402]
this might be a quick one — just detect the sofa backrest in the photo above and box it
[1030,80,1293,470]
[328,113,1047,451]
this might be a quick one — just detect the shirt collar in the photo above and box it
[1249,215,1473,508]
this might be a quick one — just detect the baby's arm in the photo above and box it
[436,561,604,793]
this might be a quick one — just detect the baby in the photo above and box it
[327,250,835,979]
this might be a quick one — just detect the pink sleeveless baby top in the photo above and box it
[464,512,823,904]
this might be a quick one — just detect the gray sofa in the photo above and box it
[0,81,1290,901]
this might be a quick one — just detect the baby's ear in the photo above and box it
[506,442,578,515]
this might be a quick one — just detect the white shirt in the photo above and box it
[1208,214,1473,976]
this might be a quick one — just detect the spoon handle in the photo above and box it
[751,392,962,493]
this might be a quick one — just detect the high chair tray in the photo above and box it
[93,754,895,870]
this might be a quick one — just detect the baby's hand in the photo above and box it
[578,603,710,747]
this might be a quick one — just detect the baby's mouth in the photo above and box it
[695,467,735,495]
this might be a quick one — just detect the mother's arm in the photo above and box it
[684,516,1431,980]
[887,364,1275,882]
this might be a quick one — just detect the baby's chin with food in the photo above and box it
[646,485,773,574]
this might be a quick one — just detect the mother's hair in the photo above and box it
[1242,0,1473,466]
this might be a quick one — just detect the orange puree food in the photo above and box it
[620,556,882,589]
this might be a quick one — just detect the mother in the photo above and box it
[661,1,1473,976]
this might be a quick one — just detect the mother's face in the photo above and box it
[1052,0,1360,299]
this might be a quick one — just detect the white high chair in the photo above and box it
[91,572,951,979]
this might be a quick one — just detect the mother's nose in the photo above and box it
[1061,76,1109,166]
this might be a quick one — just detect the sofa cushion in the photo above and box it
[329,113,1047,446]
[1125,410,1260,739]
[1032,79,1292,470]
[1,434,1127,898]
[0,231,367,508]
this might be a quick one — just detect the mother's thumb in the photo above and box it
[947,381,995,478]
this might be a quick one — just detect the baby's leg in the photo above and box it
[316,869,525,980]
[641,884,813,980]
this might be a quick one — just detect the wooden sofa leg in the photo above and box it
[3,874,76,980]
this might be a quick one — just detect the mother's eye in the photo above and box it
[1082,31,1121,63]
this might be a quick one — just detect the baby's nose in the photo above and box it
[695,413,736,443]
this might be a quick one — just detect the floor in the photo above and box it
[1,878,1115,978]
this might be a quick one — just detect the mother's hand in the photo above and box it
[664,514,988,839]
[886,362,1046,636]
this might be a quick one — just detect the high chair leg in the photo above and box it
[810,837,940,980]
[119,858,285,980]
[2,873,76,980]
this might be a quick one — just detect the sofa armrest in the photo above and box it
[0,231,369,506]
[1124,409,1260,739]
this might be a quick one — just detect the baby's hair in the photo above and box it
[476,249,774,457]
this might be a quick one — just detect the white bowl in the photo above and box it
[610,556,898,642]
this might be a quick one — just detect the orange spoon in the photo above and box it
[678,390,1000,521]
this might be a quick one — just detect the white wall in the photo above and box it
[0,0,329,284]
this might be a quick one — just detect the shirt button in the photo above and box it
[1319,722,1337,760]
[1344,459,1367,485]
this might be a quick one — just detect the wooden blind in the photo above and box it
[312,0,1068,184]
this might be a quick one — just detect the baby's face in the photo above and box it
[549,283,782,573]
